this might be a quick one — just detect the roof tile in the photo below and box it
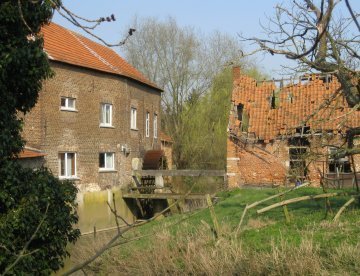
[41,23,162,91]
[232,73,359,141]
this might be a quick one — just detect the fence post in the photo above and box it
[206,194,220,238]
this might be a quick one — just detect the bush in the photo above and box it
[0,162,80,274]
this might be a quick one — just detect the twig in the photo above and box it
[106,195,131,227]
[345,0,360,32]
[3,204,49,275]
[17,0,33,32]
[109,207,205,249]
[62,184,197,275]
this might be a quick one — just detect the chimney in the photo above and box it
[233,66,241,81]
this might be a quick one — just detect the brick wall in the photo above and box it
[226,134,354,188]
[22,62,161,192]
[227,137,287,187]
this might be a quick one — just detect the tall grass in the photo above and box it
[66,188,360,275]
[76,223,360,275]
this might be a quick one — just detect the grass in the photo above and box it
[66,187,360,275]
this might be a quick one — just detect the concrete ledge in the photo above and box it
[227,157,240,161]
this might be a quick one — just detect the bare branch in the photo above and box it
[345,0,360,31]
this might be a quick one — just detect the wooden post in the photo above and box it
[277,186,290,223]
[318,168,332,216]
[223,173,228,190]
[350,155,359,193]
[235,204,248,235]
[333,197,356,222]
[257,192,356,214]
[280,194,291,223]
[206,194,220,238]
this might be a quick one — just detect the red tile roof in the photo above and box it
[18,148,46,159]
[41,23,162,91]
[231,72,359,141]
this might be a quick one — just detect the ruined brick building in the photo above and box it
[20,23,165,192]
[227,67,359,188]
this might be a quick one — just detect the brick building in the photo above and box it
[21,23,163,192]
[227,67,359,188]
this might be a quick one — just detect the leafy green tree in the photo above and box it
[180,67,267,170]
[0,1,79,274]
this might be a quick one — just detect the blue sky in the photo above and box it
[53,0,360,77]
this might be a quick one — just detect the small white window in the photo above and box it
[130,107,137,130]
[145,112,150,137]
[99,153,115,170]
[153,113,158,138]
[59,152,76,178]
[60,97,76,111]
[100,103,112,127]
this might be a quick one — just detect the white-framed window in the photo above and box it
[59,152,76,178]
[99,152,115,170]
[60,97,76,111]
[130,107,137,130]
[100,103,112,127]
[153,113,158,138]
[145,112,150,137]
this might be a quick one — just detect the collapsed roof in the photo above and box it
[231,67,359,141]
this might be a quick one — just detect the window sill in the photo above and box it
[99,169,117,173]
[59,176,80,180]
[99,124,115,128]
[131,128,139,131]
[60,108,78,112]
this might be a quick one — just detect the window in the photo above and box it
[289,147,308,179]
[328,147,352,173]
[269,91,279,109]
[99,153,115,170]
[130,107,137,130]
[100,103,112,127]
[237,104,244,120]
[60,97,76,111]
[59,152,76,178]
[153,113,158,138]
[145,112,150,137]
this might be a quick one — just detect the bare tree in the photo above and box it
[243,0,359,157]
[123,17,246,168]
[244,0,359,107]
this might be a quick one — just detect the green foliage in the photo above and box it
[177,66,267,170]
[0,1,80,274]
[0,0,54,156]
[178,68,233,169]
[0,164,80,274]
